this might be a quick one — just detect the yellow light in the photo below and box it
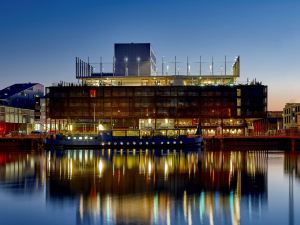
[98,160,104,176]
[98,124,105,131]
[69,124,73,131]
[148,161,152,174]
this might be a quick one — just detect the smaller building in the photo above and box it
[283,103,300,130]
[0,83,44,135]
[0,105,34,136]
[253,111,283,135]
[0,83,44,109]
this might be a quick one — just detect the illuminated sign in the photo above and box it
[90,89,96,97]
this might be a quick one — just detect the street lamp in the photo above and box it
[124,57,128,76]
[137,57,141,76]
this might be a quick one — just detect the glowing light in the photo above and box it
[148,161,152,174]
[98,160,104,176]
[164,162,168,174]
[98,124,105,131]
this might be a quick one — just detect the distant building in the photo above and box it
[0,83,44,109]
[0,83,44,135]
[0,105,34,136]
[114,43,156,76]
[253,111,283,135]
[283,103,300,130]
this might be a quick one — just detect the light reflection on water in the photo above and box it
[0,149,299,225]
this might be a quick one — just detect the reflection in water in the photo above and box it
[1,149,299,225]
[284,152,300,225]
[0,152,45,193]
[46,150,268,225]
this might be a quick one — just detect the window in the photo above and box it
[237,108,241,116]
[237,89,241,97]
[237,98,241,107]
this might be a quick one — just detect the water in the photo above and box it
[0,149,299,225]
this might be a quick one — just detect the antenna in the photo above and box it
[162,57,164,75]
[100,57,103,75]
[225,55,227,76]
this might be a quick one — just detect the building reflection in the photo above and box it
[46,149,268,225]
[284,152,300,225]
[0,152,45,193]
[284,152,300,180]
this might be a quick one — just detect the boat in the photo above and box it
[45,127,203,149]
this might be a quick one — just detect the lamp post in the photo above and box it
[124,57,128,76]
[137,57,140,76]
[93,103,96,134]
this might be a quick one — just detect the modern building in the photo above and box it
[0,83,44,135]
[0,105,35,136]
[0,83,44,109]
[283,103,300,130]
[46,44,267,136]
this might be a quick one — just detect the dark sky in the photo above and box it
[0,0,299,110]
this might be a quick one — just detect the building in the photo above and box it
[253,111,283,135]
[0,105,35,136]
[283,103,300,130]
[46,45,267,136]
[0,83,44,135]
[0,83,44,109]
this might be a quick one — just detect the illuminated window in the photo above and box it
[237,98,241,107]
[237,88,241,97]
[237,108,241,116]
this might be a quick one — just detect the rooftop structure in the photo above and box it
[75,43,240,87]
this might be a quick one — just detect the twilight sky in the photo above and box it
[0,0,299,110]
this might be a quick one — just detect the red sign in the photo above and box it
[90,89,96,98]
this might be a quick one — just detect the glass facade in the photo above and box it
[45,84,267,136]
